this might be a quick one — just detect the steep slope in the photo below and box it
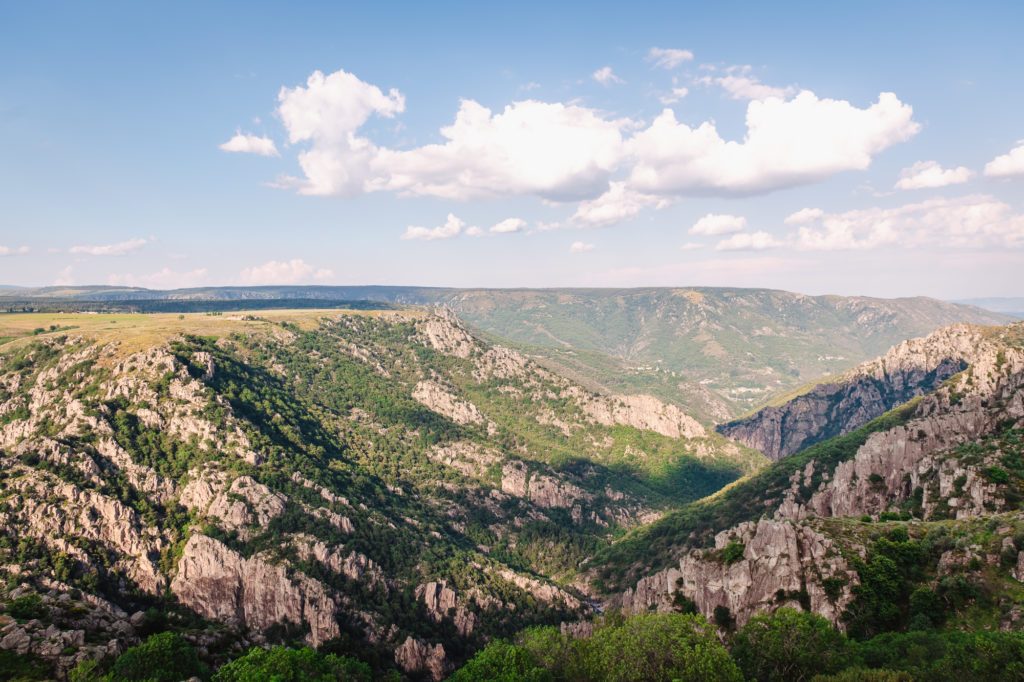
[718,323,980,460]
[0,309,760,679]
[2,286,1010,423]
[590,322,1024,635]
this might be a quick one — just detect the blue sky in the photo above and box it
[1,1,1022,298]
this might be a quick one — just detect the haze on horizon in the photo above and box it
[1,1,1022,299]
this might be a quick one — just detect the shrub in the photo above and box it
[983,466,1010,484]
[8,594,46,621]
[720,541,745,565]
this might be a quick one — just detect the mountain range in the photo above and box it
[1,287,1022,680]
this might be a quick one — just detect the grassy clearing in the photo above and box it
[0,309,424,357]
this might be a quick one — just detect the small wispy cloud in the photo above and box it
[647,47,694,69]
[70,238,147,256]
[895,160,973,190]
[592,66,624,86]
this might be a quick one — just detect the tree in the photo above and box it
[450,639,552,682]
[212,646,371,682]
[109,632,208,682]
[578,613,742,682]
[730,608,852,682]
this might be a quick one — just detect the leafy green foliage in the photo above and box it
[108,632,208,682]
[0,650,50,681]
[450,639,553,682]
[7,594,46,621]
[731,608,853,682]
[453,613,741,682]
[719,541,745,565]
[211,646,371,682]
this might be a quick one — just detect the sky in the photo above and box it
[1,1,1023,298]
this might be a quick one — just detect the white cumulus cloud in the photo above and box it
[570,241,595,253]
[377,99,629,201]
[715,231,782,251]
[236,68,921,227]
[401,213,466,241]
[895,160,973,190]
[592,66,624,86]
[984,141,1024,178]
[647,47,694,69]
[219,132,279,157]
[239,258,334,284]
[690,213,747,235]
[275,68,405,197]
[789,194,1024,250]
[628,91,919,197]
[70,238,147,256]
[0,245,29,256]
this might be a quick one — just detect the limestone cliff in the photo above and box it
[719,324,982,460]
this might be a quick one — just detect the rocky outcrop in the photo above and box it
[416,581,478,637]
[0,585,138,675]
[394,636,451,681]
[171,534,341,647]
[719,324,981,460]
[500,461,593,511]
[412,379,489,428]
[416,312,476,359]
[776,338,1024,522]
[618,519,856,628]
[5,474,167,595]
[428,441,502,479]
[584,393,706,440]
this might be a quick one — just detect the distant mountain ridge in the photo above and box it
[2,285,1011,422]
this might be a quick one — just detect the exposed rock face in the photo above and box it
[412,379,488,427]
[416,581,478,637]
[776,337,1024,522]
[416,312,476,359]
[4,475,167,595]
[428,441,501,479]
[719,324,981,460]
[171,534,341,647]
[617,324,1024,634]
[584,393,706,439]
[395,636,451,680]
[618,519,855,628]
[500,461,594,511]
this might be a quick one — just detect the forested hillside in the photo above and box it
[0,309,759,679]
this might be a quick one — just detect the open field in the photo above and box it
[0,308,424,356]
